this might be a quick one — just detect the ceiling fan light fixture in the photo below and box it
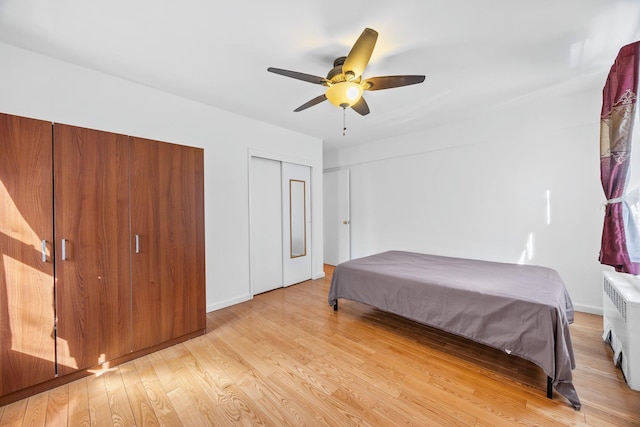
[326,81,363,108]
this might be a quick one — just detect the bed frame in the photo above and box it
[332,299,554,399]
[334,299,555,399]
[328,251,580,409]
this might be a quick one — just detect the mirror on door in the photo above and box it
[290,179,306,258]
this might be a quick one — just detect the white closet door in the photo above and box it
[282,162,312,286]
[249,157,283,294]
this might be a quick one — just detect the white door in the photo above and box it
[323,169,350,266]
[282,162,312,286]
[249,157,283,294]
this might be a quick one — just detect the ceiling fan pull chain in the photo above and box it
[343,107,347,136]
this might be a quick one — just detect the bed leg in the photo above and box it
[333,301,338,311]
[547,376,553,399]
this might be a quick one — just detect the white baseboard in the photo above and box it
[573,303,603,316]
[206,294,251,313]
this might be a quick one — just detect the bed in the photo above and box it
[328,250,581,409]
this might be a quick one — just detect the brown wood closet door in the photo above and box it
[130,137,205,351]
[54,124,131,376]
[0,113,55,396]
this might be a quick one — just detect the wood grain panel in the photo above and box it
[86,373,112,427]
[21,391,48,426]
[118,360,161,426]
[102,370,135,426]
[67,378,90,426]
[130,137,205,351]
[133,356,183,425]
[44,384,69,425]
[0,397,27,425]
[0,113,55,396]
[54,124,131,375]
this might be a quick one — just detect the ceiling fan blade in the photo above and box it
[351,97,370,116]
[294,94,327,112]
[342,28,378,80]
[363,75,425,91]
[267,67,329,85]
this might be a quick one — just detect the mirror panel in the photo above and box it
[290,179,306,258]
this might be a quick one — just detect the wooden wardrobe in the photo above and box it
[0,113,205,404]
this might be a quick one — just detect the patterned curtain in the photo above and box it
[599,41,640,274]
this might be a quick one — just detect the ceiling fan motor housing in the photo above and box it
[327,56,352,83]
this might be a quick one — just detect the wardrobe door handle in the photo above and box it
[61,239,67,261]
[135,234,140,254]
[41,240,47,262]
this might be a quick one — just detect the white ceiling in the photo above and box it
[1,0,639,151]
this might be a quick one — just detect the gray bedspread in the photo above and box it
[328,250,580,409]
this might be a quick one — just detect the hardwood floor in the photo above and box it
[1,266,639,426]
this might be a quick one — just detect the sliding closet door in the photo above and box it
[282,162,311,286]
[130,137,205,352]
[54,124,131,375]
[250,156,283,294]
[0,114,55,395]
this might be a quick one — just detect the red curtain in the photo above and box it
[599,42,640,274]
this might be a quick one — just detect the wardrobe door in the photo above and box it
[54,124,131,376]
[0,113,55,396]
[130,137,205,351]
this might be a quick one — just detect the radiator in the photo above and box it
[603,271,640,390]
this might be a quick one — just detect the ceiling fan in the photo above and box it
[267,28,425,116]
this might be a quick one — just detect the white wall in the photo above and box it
[0,42,324,312]
[325,73,614,314]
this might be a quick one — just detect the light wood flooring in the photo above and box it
[1,266,639,426]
